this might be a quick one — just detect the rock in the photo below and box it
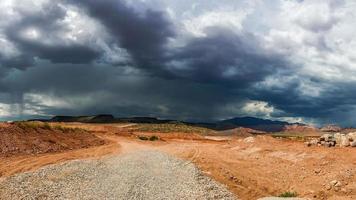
[334,133,350,147]
[348,132,356,141]
[324,142,332,147]
[330,141,336,146]
[330,180,342,190]
[340,135,350,147]
[314,169,321,174]
[330,180,338,186]
[320,134,333,142]
[334,133,342,144]
[325,185,332,190]
[321,125,342,132]
[310,139,319,145]
[243,137,254,143]
[350,141,356,147]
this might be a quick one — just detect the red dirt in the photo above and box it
[1,123,355,200]
[0,122,106,157]
[0,143,119,177]
[159,136,356,200]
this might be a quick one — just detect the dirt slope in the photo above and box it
[0,122,106,157]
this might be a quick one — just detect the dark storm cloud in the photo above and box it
[1,62,237,121]
[167,28,287,86]
[68,0,175,75]
[0,2,100,69]
[66,0,286,88]
[0,55,34,69]
[0,0,294,123]
[3,36,100,66]
[249,75,356,125]
[2,0,356,126]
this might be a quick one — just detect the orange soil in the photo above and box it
[1,123,355,200]
[0,122,106,157]
[0,122,118,177]
[159,137,356,200]
[0,143,119,177]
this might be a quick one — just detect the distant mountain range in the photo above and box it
[31,114,304,132]
[214,117,293,132]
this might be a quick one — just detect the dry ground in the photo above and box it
[0,122,355,200]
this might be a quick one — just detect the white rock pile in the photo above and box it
[305,132,356,147]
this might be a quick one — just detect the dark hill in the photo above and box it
[35,115,297,132]
[51,114,114,123]
[216,117,291,132]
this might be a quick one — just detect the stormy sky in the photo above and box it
[0,0,356,126]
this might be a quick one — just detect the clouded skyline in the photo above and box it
[1,0,356,126]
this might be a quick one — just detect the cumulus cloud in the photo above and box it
[1,0,356,126]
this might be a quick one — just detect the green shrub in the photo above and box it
[278,191,298,197]
[149,135,159,141]
[133,123,213,134]
[138,136,148,140]
[42,122,52,130]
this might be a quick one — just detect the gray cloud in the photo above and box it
[68,0,175,75]
[1,1,100,69]
[167,28,287,86]
[1,0,356,126]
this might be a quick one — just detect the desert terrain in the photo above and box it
[0,121,355,200]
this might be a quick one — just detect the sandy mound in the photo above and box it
[217,127,266,137]
[0,122,106,157]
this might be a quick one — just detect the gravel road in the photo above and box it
[0,150,236,200]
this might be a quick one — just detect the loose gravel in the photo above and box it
[0,150,237,200]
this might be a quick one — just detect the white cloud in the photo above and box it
[183,11,249,37]
[260,0,356,84]
[0,103,11,117]
[242,101,274,117]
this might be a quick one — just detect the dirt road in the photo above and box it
[1,123,355,200]
[0,150,236,200]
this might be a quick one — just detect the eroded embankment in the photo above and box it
[0,122,106,157]
[0,122,117,177]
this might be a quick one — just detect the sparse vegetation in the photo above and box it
[138,136,149,140]
[271,132,319,141]
[138,135,159,141]
[271,132,306,141]
[16,121,53,130]
[149,135,159,141]
[278,191,298,197]
[15,121,82,132]
[52,124,81,132]
[133,123,213,135]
